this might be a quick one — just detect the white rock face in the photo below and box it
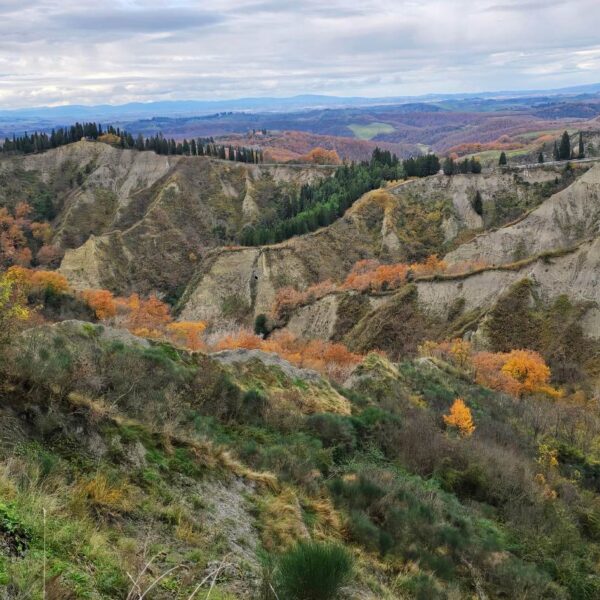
[417,237,600,337]
[445,164,600,266]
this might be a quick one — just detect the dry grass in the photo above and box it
[74,473,134,514]
[259,488,309,552]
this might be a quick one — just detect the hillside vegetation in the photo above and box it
[2,141,600,599]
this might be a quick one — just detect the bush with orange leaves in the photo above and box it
[166,321,207,351]
[7,266,70,295]
[81,289,118,320]
[443,398,475,437]
[81,289,171,337]
[213,328,362,382]
[114,294,172,338]
[421,339,561,399]
[474,349,561,398]
[81,287,211,348]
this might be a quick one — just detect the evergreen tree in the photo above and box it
[553,141,560,161]
[538,152,544,164]
[442,157,455,176]
[470,158,482,174]
[559,131,571,161]
[472,191,483,216]
[498,152,507,166]
[578,132,585,159]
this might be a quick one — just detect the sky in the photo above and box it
[1,0,599,108]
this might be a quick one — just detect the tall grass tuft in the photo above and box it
[274,540,353,600]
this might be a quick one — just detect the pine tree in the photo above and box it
[498,152,507,166]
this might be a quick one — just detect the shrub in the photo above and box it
[254,313,269,336]
[274,540,353,600]
[305,413,357,460]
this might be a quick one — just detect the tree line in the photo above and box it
[239,149,441,246]
[0,122,264,163]
[442,156,482,175]
[498,131,586,167]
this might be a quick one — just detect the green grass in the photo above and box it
[347,122,395,140]
[273,541,353,600]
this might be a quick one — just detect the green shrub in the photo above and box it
[305,413,356,460]
[274,540,353,600]
[254,314,269,337]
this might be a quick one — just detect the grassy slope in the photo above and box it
[1,319,600,598]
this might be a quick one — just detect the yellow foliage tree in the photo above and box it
[0,270,29,346]
[443,398,475,437]
[500,349,555,396]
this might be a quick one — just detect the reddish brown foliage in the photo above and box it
[0,203,57,268]
[213,328,362,382]
[296,147,342,165]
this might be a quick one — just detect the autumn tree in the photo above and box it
[120,294,172,337]
[82,289,118,320]
[443,398,475,437]
[0,269,29,348]
[501,349,554,396]
[166,321,207,351]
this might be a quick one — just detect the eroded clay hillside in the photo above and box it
[178,164,572,323]
[0,141,331,296]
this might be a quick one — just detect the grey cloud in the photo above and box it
[0,0,598,108]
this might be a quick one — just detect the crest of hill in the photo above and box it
[0,141,333,296]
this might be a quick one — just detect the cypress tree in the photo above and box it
[559,131,571,161]
[538,152,544,164]
[472,191,483,216]
[498,152,507,166]
[553,141,560,161]
[578,132,585,159]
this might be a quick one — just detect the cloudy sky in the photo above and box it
[1,0,599,108]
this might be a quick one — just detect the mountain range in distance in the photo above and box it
[2,81,600,124]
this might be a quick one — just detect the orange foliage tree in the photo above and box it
[166,321,207,351]
[116,294,172,338]
[473,349,560,398]
[81,289,118,320]
[421,339,560,399]
[298,147,342,165]
[444,398,475,436]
